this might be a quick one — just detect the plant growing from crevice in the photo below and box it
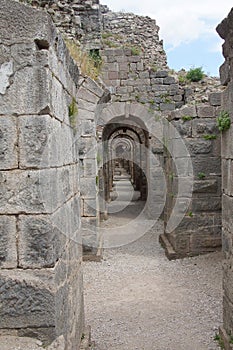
[182,115,193,122]
[203,134,217,140]
[103,39,118,48]
[89,49,102,70]
[188,211,193,217]
[164,97,172,104]
[198,172,206,180]
[214,333,225,349]
[130,46,142,56]
[102,32,113,39]
[148,106,154,114]
[169,172,174,181]
[150,65,158,72]
[217,110,231,132]
[65,39,102,80]
[96,175,99,186]
[97,152,102,166]
[186,67,204,82]
[69,97,78,130]
[178,74,187,84]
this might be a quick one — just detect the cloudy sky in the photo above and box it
[102,0,232,76]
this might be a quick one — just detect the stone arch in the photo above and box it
[96,101,193,237]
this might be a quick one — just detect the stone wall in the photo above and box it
[16,0,102,49]
[161,99,222,258]
[101,7,167,69]
[217,9,233,349]
[0,0,85,348]
[77,76,109,259]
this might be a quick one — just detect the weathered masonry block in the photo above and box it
[217,9,233,350]
[0,0,85,348]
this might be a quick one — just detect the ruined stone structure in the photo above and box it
[1,0,233,349]
[0,0,86,348]
[217,10,233,349]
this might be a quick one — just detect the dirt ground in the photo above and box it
[84,178,223,350]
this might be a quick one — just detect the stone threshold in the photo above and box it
[159,233,179,260]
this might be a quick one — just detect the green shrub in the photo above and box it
[186,67,204,82]
[89,49,102,69]
[217,110,231,132]
[130,46,141,56]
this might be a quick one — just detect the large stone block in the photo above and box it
[77,86,99,104]
[80,177,97,199]
[222,194,233,232]
[51,76,70,124]
[192,156,221,176]
[223,294,233,335]
[48,49,77,98]
[81,120,96,137]
[0,0,53,45]
[83,198,98,217]
[65,270,84,350]
[19,115,52,169]
[0,116,18,170]
[170,105,197,120]
[191,196,221,212]
[78,136,97,159]
[189,231,222,253]
[193,179,219,194]
[219,60,230,86]
[0,66,51,115]
[0,216,17,268]
[18,215,66,269]
[0,166,77,214]
[196,104,216,118]
[222,159,231,195]
[11,42,40,71]
[167,232,190,254]
[171,213,220,233]
[19,115,76,169]
[0,270,56,329]
[208,92,222,106]
[187,140,212,155]
[222,81,233,116]
[222,226,232,259]
[221,123,233,159]
[192,118,219,137]
[82,77,104,98]
[52,195,81,244]
[80,158,97,178]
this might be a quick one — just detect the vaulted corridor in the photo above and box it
[84,177,223,350]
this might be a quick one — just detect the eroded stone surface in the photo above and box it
[0,61,13,95]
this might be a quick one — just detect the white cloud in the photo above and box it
[102,0,231,48]
[209,39,224,53]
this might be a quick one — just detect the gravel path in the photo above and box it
[84,178,223,350]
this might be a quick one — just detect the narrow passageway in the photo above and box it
[106,165,144,224]
[84,170,223,350]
